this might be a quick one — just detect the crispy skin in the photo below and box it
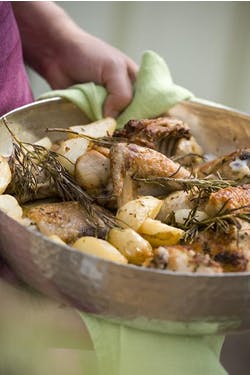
[25,201,106,243]
[196,149,250,180]
[189,221,250,272]
[115,117,191,153]
[205,184,250,216]
[110,143,190,206]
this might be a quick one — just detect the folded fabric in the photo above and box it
[80,313,227,375]
[39,50,193,129]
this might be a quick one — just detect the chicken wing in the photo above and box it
[110,143,190,206]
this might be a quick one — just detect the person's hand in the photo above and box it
[43,31,138,118]
[12,2,138,118]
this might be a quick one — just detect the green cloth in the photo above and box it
[80,314,227,375]
[39,50,193,129]
[41,50,226,374]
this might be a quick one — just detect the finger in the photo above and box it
[103,65,134,118]
[126,58,139,83]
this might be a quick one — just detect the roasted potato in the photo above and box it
[48,234,66,245]
[116,196,163,230]
[69,117,116,139]
[174,209,208,225]
[0,156,11,194]
[72,236,127,264]
[56,137,89,174]
[75,150,110,190]
[108,227,153,265]
[0,194,23,220]
[139,218,184,247]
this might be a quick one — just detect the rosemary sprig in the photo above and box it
[3,118,118,229]
[46,127,128,147]
[133,176,237,202]
[181,203,250,243]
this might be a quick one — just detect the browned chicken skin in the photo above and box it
[115,117,191,153]
[205,184,250,216]
[188,220,250,272]
[25,201,106,243]
[114,117,203,164]
[110,143,190,206]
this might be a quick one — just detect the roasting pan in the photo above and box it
[0,97,250,335]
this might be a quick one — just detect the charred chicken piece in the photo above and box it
[196,149,250,180]
[25,201,107,243]
[115,117,203,165]
[145,245,222,274]
[205,184,250,216]
[110,143,190,207]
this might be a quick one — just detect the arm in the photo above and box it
[12,2,138,117]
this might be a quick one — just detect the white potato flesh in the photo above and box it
[174,209,208,225]
[0,156,11,194]
[139,218,184,247]
[48,234,66,245]
[72,236,127,264]
[75,150,110,190]
[35,136,52,150]
[108,228,153,265]
[157,191,193,222]
[0,194,23,220]
[69,117,117,139]
[57,137,89,174]
[116,196,163,230]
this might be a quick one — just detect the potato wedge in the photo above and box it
[139,218,184,247]
[69,117,116,139]
[75,150,110,190]
[0,156,11,194]
[116,196,163,230]
[72,236,127,264]
[57,137,89,174]
[48,234,66,245]
[35,136,52,150]
[174,209,208,225]
[108,228,153,265]
[0,194,23,220]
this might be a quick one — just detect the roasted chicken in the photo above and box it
[115,117,203,165]
[146,245,223,274]
[196,149,250,180]
[25,201,107,243]
[110,143,190,206]
[205,184,250,216]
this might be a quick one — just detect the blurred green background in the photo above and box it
[29,1,250,114]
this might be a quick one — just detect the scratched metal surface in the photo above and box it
[0,97,250,334]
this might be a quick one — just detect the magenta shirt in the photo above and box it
[0,2,33,116]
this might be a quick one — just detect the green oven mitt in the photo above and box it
[39,50,193,128]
